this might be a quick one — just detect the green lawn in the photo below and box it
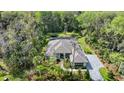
[77,37,94,54]
[58,32,79,37]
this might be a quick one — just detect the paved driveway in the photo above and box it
[86,54,104,81]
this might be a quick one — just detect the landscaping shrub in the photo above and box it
[0,71,6,77]
[109,52,124,65]
[33,56,42,66]
[63,59,71,69]
[99,67,111,81]
[83,71,91,81]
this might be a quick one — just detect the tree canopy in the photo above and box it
[0,11,124,80]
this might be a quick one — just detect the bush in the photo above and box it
[33,56,42,66]
[109,52,124,64]
[36,65,48,75]
[0,74,15,81]
[63,59,71,69]
[83,71,91,81]
[99,67,111,81]
[0,71,6,77]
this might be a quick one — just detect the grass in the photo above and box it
[58,32,79,37]
[99,67,111,81]
[77,37,94,54]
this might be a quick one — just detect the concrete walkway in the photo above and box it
[86,54,104,81]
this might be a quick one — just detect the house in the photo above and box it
[46,37,88,69]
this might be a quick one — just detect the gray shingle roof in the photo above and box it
[46,38,88,63]
[46,39,73,56]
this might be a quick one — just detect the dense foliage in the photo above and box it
[0,12,46,77]
[0,11,124,80]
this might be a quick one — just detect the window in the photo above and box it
[65,53,71,59]
[60,53,64,59]
[75,63,86,69]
